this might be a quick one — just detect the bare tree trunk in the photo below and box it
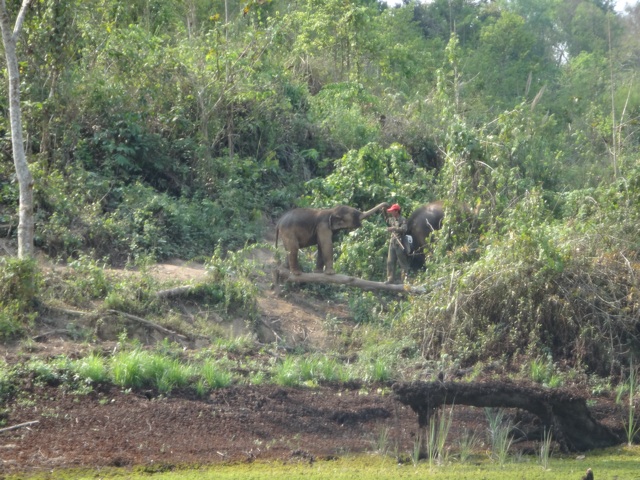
[0,0,34,258]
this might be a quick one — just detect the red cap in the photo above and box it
[387,203,401,213]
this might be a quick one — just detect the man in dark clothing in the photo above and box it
[385,203,410,284]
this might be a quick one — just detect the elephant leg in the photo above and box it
[314,245,325,274]
[288,247,303,275]
[318,238,335,275]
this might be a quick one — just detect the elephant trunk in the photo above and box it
[359,202,389,220]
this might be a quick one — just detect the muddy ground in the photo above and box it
[0,255,627,474]
[1,378,623,474]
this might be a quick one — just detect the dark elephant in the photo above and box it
[407,201,445,256]
[405,200,477,266]
[276,203,389,275]
[400,201,446,268]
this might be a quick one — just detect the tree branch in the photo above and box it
[0,420,39,433]
[12,0,32,40]
[106,309,189,343]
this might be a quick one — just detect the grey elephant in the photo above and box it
[406,201,445,260]
[405,200,478,266]
[276,202,389,275]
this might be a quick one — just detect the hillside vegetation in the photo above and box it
[1,0,640,415]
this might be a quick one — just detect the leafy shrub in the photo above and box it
[0,257,40,339]
[0,360,16,404]
[204,244,264,319]
[103,272,159,317]
[42,254,111,307]
[33,160,268,264]
[348,291,383,324]
[336,223,388,280]
[308,83,382,155]
[304,142,433,211]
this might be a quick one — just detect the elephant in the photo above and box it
[406,200,445,260]
[276,202,389,275]
[404,200,477,267]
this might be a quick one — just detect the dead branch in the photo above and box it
[274,268,426,294]
[45,306,92,317]
[0,420,39,433]
[106,309,189,343]
[32,329,75,341]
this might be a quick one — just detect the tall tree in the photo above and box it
[0,0,33,258]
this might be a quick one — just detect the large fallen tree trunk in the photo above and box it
[393,380,622,452]
[274,268,426,294]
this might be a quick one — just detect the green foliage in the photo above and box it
[272,354,351,387]
[0,256,40,303]
[336,222,388,280]
[204,244,264,319]
[103,269,159,317]
[308,83,382,154]
[400,185,640,375]
[617,359,640,446]
[0,359,16,404]
[485,408,514,465]
[1,0,639,409]
[348,291,381,324]
[539,427,554,470]
[0,257,40,339]
[426,406,454,467]
[468,11,544,107]
[305,143,432,210]
[110,347,192,393]
[527,356,563,388]
[44,255,111,307]
[70,353,109,385]
[198,360,233,391]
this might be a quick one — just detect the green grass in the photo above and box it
[273,355,354,387]
[7,448,640,480]
[70,353,108,383]
[198,360,233,390]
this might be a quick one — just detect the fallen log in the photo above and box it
[392,380,622,452]
[274,268,426,294]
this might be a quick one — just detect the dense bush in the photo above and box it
[0,257,40,339]
[399,187,640,376]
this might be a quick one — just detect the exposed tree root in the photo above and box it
[393,380,622,452]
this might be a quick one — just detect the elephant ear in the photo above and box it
[329,213,345,230]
